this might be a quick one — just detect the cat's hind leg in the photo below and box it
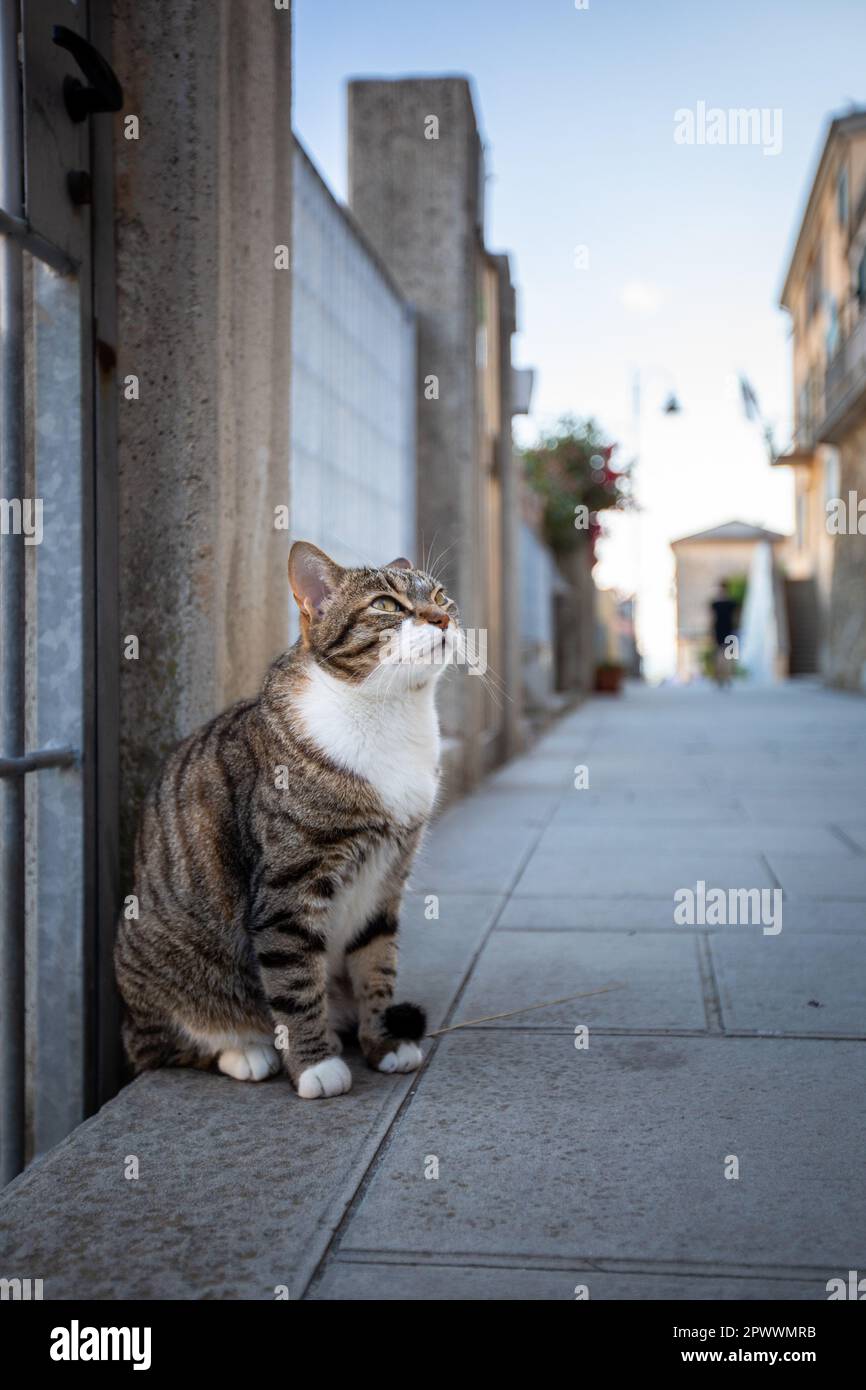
[216,1041,281,1081]
[179,1026,281,1082]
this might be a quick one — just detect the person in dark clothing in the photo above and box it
[710,580,739,687]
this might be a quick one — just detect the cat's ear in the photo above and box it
[385,557,412,570]
[288,542,343,635]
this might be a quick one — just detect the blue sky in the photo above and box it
[294,0,865,675]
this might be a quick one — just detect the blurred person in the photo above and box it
[710,579,738,688]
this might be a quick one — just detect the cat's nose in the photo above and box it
[415,605,450,631]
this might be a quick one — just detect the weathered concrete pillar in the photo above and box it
[112,0,292,855]
[555,539,596,695]
[347,78,487,790]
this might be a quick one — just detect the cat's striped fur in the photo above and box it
[115,542,458,1098]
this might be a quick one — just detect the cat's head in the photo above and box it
[289,541,460,693]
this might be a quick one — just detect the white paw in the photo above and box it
[217,1044,280,1082]
[377,1041,423,1075]
[297,1056,352,1099]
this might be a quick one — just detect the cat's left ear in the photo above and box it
[385,557,412,570]
[289,541,343,636]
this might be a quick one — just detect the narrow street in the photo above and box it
[2,682,864,1299]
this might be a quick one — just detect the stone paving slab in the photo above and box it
[536,824,853,856]
[399,893,503,1028]
[741,797,866,826]
[766,853,866,899]
[711,934,866,1036]
[309,1260,823,1300]
[452,930,707,1031]
[411,820,539,895]
[0,1066,415,1300]
[484,756,576,791]
[497,896,687,931]
[2,683,864,1302]
[514,848,774,898]
[549,796,749,826]
[496,895,866,934]
[837,823,866,852]
[339,1032,866,1269]
[0,894,494,1301]
[432,789,559,827]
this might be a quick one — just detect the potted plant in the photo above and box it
[594,661,625,694]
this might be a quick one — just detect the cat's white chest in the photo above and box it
[296,664,441,824]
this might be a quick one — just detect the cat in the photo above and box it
[114,541,458,1098]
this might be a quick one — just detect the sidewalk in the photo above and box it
[2,682,865,1299]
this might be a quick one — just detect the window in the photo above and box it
[797,382,810,441]
[825,293,839,359]
[796,493,808,550]
[807,254,822,320]
[837,167,849,229]
[824,448,841,505]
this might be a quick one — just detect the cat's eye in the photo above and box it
[371,595,400,613]
[433,589,449,608]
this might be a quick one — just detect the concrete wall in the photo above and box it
[519,520,558,711]
[112,0,293,857]
[493,256,523,756]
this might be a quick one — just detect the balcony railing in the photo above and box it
[823,308,866,441]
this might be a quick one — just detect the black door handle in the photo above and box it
[52,25,123,123]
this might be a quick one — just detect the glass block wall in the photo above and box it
[290,142,416,638]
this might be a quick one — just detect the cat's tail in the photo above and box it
[383,1001,427,1041]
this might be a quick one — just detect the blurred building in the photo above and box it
[776,108,866,691]
[671,522,786,681]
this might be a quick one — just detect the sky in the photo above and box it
[293,0,865,678]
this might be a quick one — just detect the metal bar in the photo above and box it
[0,206,77,277]
[0,0,26,1187]
[0,747,79,777]
[88,0,122,1111]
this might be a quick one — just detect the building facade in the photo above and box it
[777,109,866,691]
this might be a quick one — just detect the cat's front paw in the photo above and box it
[296,1056,352,1099]
[377,1041,423,1075]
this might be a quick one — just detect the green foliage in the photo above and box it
[522,415,631,554]
[725,573,748,607]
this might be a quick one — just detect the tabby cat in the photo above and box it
[115,541,458,1098]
